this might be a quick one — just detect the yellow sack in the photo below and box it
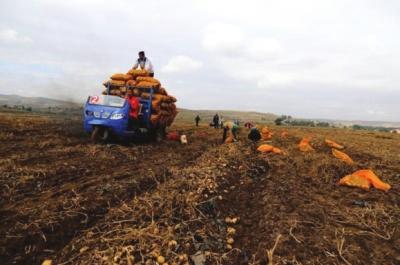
[225,135,234,143]
[257,144,274,153]
[298,137,314,152]
[338,174,371,191]
[332,149,353,164]
[325,139,344,149]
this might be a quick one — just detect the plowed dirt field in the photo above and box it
[1,114,400,265]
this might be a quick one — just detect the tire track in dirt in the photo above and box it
[0,118,211,265]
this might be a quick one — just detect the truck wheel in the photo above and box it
[155,127,165,142]
[91,126,100,142]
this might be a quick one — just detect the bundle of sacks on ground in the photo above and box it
[101,70,178,127]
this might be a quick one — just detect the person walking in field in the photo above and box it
[213,114,219,129]
[195,115,201,126]
[222,121,239,142]
[219,116,224,128]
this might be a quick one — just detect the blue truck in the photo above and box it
[83,84,165,142]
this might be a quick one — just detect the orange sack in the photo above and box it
[298,137,315,152]
[339,170,390,191]
[354,170,391,191]
[110,73,133,81]
[325,139,344,149]
[332,149,353,164]
[225,135,234,143]
[257,144,274,153]
[338,174,371,191]
[281,132,288,137]
[261,126,270,140]
[272,147,285,155]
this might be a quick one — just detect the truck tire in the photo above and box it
[91,126,109,143]
[91,126,100,142]
[155,127,165,142]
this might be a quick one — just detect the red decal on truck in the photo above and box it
[90,95,99,104]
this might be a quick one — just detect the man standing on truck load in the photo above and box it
[126,88,140,130]
[132,51,155,77]
[222,121,239,142]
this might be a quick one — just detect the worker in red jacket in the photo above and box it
[126,88,140,130]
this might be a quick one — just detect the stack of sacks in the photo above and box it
[100,69,178,127]
[102,73,134,95]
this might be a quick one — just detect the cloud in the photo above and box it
[0,29,34,44]
[366,110,386,116]
[202,21,246,55]
[246,37,283,60]
[161,56,203,73]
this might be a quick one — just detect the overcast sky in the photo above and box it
[1,0,399,121]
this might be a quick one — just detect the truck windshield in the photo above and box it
[87,95,126,107]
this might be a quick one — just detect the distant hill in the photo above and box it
[1,94,399,128]
[0,94,83,109]
[175,109,279,124]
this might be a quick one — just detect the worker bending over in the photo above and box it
[222,121,239,142]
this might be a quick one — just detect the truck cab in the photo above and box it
[84,84,165,142]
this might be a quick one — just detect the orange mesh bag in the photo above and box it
[133,88,143,97]
[169,96,177,103]
[136,76,161,84]
[141,93,167,101]
[281,132,288,137]
[126,80,136,87]
[272,147,285,155]
[298,137,315,152]
[160,102,170,110]
[261,126,269,134]
[353,170,391,191]
[332,149,353,164]
[150,114,160,126]
[108,89,121,96]
[261,126,270,140]
[103,80,126,87]
[126,69,149,78]
[137,81,161,89]
[225,135,234,143]
[151,99,161,111]
[159,110,170,116]
[257,144,274,153]
[159,87,168,96]
[325,139,344,149]
[110,73,133,81]
[338,174,371,191]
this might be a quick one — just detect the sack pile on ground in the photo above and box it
[101,69,178,127]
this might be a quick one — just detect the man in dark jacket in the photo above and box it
[195,115,201,126]
[213,114,219,129]
[248,127,261,141]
